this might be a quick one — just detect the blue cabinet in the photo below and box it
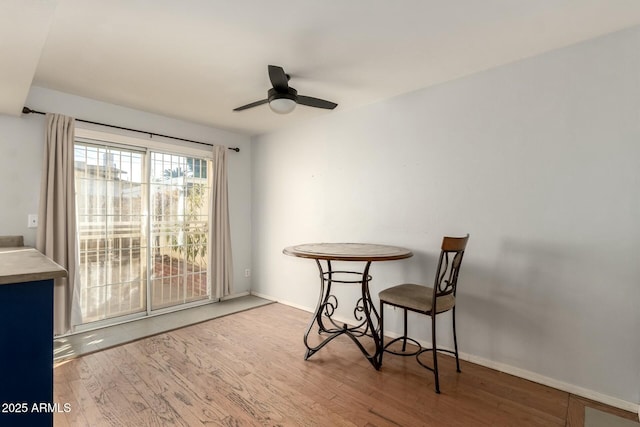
[0,278,54,426]
[0,246,65,427]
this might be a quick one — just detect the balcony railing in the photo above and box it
[77,221,208,324]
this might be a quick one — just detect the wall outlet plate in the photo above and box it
[28,214,38,228]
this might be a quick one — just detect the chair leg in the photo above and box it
[452,307,461,373]
[431,315,440,393]
[379,301,385,367]
[402,309,408,352]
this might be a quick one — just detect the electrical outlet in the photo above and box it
[244,268,251,278]
[28,214,38,228]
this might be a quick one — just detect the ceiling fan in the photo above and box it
[233,65,338,114]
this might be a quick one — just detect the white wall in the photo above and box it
[0,87,253,294]
[252,26,640,408]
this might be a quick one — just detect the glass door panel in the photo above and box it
[75,144,147,324]
[149,153,210,310]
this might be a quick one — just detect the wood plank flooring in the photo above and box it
[53,303,638,426]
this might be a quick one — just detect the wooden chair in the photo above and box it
[378,234,469,393]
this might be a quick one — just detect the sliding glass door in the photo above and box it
[74,142,210,327]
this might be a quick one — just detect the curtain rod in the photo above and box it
[22,107,240,152]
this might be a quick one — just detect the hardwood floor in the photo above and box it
[53,303,638,426]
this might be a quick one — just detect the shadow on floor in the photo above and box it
[54,295,274,363]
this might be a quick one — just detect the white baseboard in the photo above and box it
[252,293,639,415]
[249,292,313,313]
[458,351,638,414]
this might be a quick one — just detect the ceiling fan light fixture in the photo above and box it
[269,97,297,114]
[268,87,298,114]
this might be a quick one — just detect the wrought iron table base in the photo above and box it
[303,259,383,369]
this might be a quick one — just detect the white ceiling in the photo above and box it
[2,0,640,136]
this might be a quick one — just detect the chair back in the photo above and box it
[433,234,469,299]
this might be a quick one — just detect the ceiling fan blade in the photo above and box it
[297,95,338,110]
[233,99,268,111]
[268,65,289,92]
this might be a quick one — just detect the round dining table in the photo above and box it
[283,243,413,369]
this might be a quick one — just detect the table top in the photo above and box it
[0,247,68,286]
[283,243,413,262]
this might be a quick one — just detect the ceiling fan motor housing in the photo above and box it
[268,87,297,103]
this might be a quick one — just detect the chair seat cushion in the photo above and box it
[379,284,455,314]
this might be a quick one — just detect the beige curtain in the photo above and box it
[209,145,233,298]
[36,114,81,336]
